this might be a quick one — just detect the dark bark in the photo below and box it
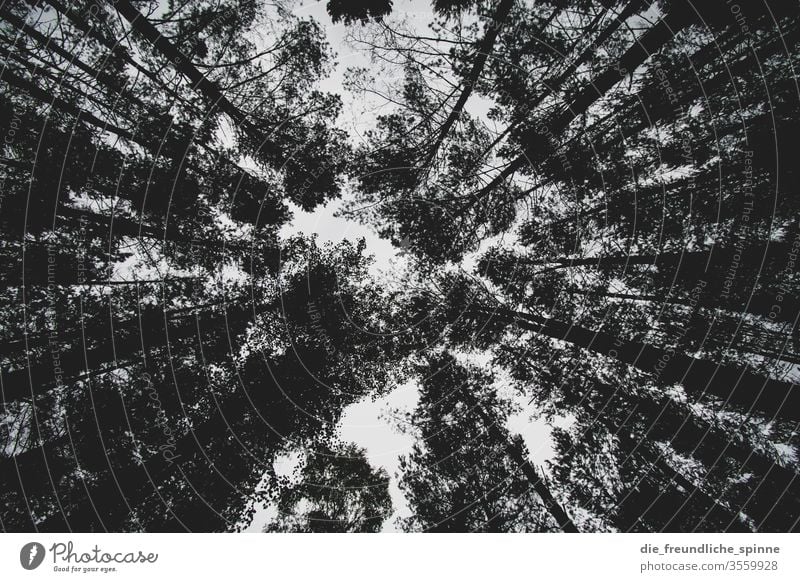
[592,386,800,531]
[474,8,695,201]
[483,306,800,422]
[464,387,579,532]
[0,5,133,96]
[0,310,233,407]
[107,0,252,132]
[0,67,137,142]
[421,0,522,168]
[527,244,792,270]
[522,0,650,123]
[504,435,579,532]
[39,0,195,111]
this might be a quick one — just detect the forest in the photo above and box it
[0,0,799,532]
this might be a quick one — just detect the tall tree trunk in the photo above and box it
[590,385,800,531]
[463,387,579,531]
[474,8,696,201]
[495,20,794,205]
[39,0,197,111]
[518,0,650,129]
[635,397,800,531]
[609,21,800,143]
[33,383,276,532]
[480,306,800,421]
[55,206,237,251]
[568,287,800,330]
[0,66,138,143]
[504,434,579,532]
[514,244,798,326]
[421,0,527,168]
[614,452,750,532]
[0,299,231,357]
[589,400,751,532]
[0,5,143,103]
[107,0,255,134]
[524,243,791,271]
[0,309,234,408]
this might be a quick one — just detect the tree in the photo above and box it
[399,353,577,532]
[327,1,393,25]
[0,237,410,531]
[3,0,799,534]
[265,443,392,532]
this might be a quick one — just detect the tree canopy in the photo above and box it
[2,0,799,533]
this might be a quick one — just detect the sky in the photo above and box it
[243,0,563,533]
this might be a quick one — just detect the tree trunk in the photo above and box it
[474,8,695,201]
[464,389,579,532]
[0,67,137,143]
[525,243,792,271]
[422,0,526,168]
[0,310,232,407]
[482,306,800,421]
[107,0,253,133]
[590,385,800,531]
[522,0,650,123]
[504,435,579,532]
[39,0,196,112]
